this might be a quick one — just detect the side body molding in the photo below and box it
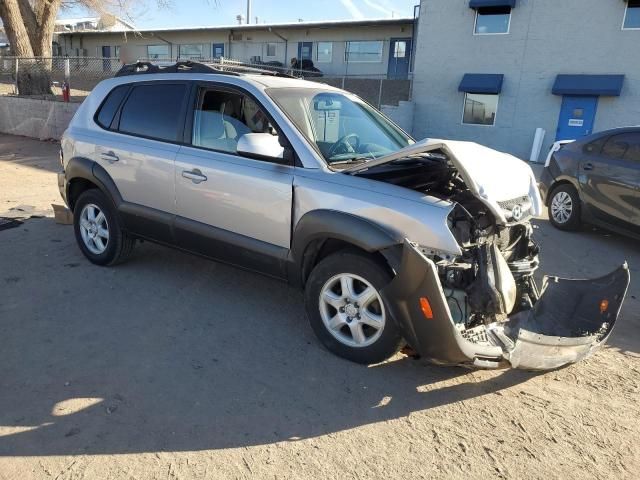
[288,209,402,286]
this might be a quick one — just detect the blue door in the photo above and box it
[387,37,412,79]
[556,95,598,141]
[212,43,224,58]
[297,42,313,61]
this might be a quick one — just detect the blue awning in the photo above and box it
[552,75,625,96]
[469,0,516,9]
[458,74,504,94]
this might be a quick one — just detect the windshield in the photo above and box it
[266,87,414,165]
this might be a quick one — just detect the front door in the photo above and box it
[579,132,640,228]
[387,37,412,79]
[297,42,313,61]
[556,95,598,141]
[212,43,224,58]
[101,46,111,71]
[174,84,294,276]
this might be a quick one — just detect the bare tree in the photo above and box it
[0,0,171,94]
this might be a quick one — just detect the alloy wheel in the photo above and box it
[318,273,386,348]
[79,203,109,254]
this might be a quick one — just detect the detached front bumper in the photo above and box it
[382,241,630,371]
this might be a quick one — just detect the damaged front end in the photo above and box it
[383,239,630,370]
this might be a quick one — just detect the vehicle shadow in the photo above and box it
[0,218,537,457]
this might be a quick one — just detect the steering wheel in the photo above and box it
[327,133,360,158]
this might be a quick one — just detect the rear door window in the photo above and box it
[95,84,129,129]
[118,83,188,142]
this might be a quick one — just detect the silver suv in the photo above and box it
[58,61,629,370]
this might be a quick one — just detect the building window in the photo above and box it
[345,41,383,63]
[147,44,170,60]
[393,41,407,58]
[113,46,120,59]
[474,6,511,35]
[623,0,640,29]
[462,93,499,126]
[317,42,332,63]
[179,44,205,60]
[266,43,277,57]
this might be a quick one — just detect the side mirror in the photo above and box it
[237,133,286,162]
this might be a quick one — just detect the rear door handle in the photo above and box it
[100,151,119,163]
[182,169,207,184]
[583,162,594,171]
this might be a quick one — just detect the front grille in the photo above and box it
[498,195,533,222]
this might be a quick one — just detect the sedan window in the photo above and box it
[601,133,640,162]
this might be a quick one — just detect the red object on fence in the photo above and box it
[62,81,70,102]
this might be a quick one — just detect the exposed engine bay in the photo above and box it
[359,152,541,335]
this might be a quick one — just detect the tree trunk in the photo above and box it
[0,0,35,57]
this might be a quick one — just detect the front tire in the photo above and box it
[548,184,581,231]
[73,189,135,266]
[304,251,403,364]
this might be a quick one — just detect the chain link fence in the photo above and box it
[0,56,411,107]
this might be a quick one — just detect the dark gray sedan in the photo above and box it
[539,127,640,237]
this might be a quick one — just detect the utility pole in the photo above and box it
[247,0,252,24]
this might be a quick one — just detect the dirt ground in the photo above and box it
[0,133,638,479]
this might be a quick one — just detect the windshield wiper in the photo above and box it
[329,156,369,167]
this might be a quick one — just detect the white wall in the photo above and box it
[56,22,414,78]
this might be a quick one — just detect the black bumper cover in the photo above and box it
[382,240,630,370]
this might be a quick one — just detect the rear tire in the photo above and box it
[73,189,135,266]
[548,184,581,231]
[304,251,403,364]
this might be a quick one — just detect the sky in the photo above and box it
[60,0,418,29]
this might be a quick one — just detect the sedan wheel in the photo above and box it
[548,184,581,231]
[551,191,573,224]
[79,203,109,254]
[319,273,386,348]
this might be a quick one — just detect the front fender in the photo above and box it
[289,209,402,286]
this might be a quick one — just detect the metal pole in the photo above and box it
[14,58,18,94]
[247,0,252,24]
[377,78,383,109]
[64,58,70,82]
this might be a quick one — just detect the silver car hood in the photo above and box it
[345,138,543,223]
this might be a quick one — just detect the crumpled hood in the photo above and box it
[346,138,542,224]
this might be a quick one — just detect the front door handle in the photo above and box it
[182,169,208,184]
[100,151,119,163]
[583,162,594,171]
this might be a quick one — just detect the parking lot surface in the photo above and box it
[1,133,639,479]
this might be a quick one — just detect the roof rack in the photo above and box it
[115,60,296,79]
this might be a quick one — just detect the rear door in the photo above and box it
[93,81,189,243]
[579,132,640,227]
[174,83,294,276]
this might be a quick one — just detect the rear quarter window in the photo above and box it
[118,83,187,142]
[95,85,130,129]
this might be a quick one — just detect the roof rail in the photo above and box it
[115,60,296,78]
[115,60,236,77]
